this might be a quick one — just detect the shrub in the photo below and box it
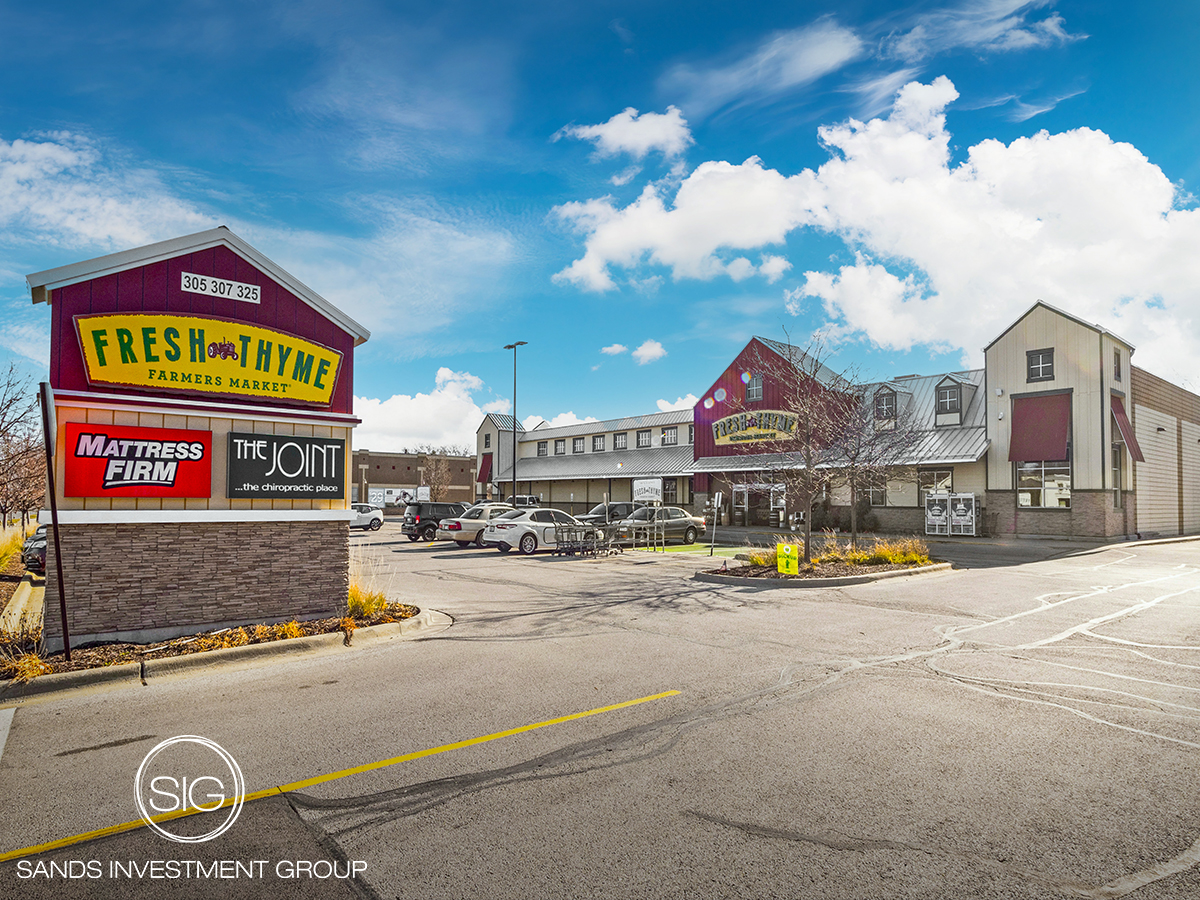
[280,620,303,640]
[252,624,273,643]
[1,652,52,683]
[347,581,388,618]
[0,527,28,565]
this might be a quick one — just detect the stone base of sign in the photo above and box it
[985,490,1137,539]
[42,520,349,652]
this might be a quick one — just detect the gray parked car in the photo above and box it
[575,501,645,526]
[611,506,707,545]
[436,503,514,548]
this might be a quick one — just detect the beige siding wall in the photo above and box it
[1134,405,1179,535]
[1183,421,1200,534]
[57,404,350,512]
[885,476,917,508]
[986,305,1121,492]
[952,461,987,495]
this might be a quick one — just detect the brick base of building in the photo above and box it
[984,490,1136,539]
[43,520,349,651]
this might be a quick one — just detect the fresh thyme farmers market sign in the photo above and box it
[711,410,797,446]
[74,313,343,406]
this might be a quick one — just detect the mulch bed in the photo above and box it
[708,562,922,579]
[0,553,26,609]
[2,603,419,679]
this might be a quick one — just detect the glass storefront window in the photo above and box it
[1017,461,1071,508]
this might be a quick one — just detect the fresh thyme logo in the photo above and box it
[134,736,245,843]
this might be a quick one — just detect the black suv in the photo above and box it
[575,501,645,526]
[402,502,469,542]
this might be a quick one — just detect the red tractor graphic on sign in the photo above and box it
[207,339,238,360]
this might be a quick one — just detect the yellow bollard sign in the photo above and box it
[777,542,799,575]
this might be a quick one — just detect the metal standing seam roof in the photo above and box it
[482,413,524,433]
[493,444,696,482]
[522,408,692,442]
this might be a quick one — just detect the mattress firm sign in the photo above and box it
[227,432,346,499]
[711,410,797,446]
[65,422,212,498]
[75,313,343,406]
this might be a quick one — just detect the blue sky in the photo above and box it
[3,1,1199,450]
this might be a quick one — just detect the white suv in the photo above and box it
[351,503,384,531]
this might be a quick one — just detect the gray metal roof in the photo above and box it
[494,444,696,482]
[482,413,524,433]
[755,337,851,388]
[872,368,985,430]
[524,408,692,441]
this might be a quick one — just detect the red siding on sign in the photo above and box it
[47,245,356,413]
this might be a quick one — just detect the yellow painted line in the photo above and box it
[0,689,680,861]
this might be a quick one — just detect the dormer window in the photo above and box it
[937,385,960,414]
[875,389,897,420]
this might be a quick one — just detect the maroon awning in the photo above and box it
[476,452,492,483]
[1111,396,1145,463]
[1009,393,1071,462]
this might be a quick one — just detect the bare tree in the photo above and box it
[0,365,40,534]
[739,337,856,563]
[424,455,452,501]
[829,387,922,549]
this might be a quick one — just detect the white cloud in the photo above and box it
[0,133,215,251]
[600,343,628,355]
[354,368,491,452]
[760,254,792,283]
[556,74,1200,387]
[0,131,514,347]
[883,0,1081,63]
[656,394,698,411]
[632,339,667,365]
[555,106,693,160]
[660,18,865,118]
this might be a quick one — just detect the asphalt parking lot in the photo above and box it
[2,523,1199,899]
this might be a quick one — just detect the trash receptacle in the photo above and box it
[733,510,745,527]
[769,510,780,528]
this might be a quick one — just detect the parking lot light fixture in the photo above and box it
[504,341,527,503]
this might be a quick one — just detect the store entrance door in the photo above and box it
[733,483,786,527]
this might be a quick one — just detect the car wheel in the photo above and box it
[422,525,437,542]
[407,534,420,542]
[455,540,471,548]
[370,518,383,531]
[474,532,487,548]
[519,533,537,555]
[683,527,697,545]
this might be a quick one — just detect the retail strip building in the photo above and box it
[479,302,1200,540]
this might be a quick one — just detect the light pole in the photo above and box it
[504,341,526,502]
[358,463,368,504]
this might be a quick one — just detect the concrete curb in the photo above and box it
[692,562,953,589]
[0,609,452,702]
[0,573,37,632]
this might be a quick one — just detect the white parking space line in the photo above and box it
[0,708,14,766]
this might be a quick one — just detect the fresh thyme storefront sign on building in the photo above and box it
[711,410,797,446]
[75,313,343,405]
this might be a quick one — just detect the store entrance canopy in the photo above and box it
[1009,393,1071,462]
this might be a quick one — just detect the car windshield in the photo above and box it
[404,505,421,515]
[496,509,526,520]
[585,503,608,516]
